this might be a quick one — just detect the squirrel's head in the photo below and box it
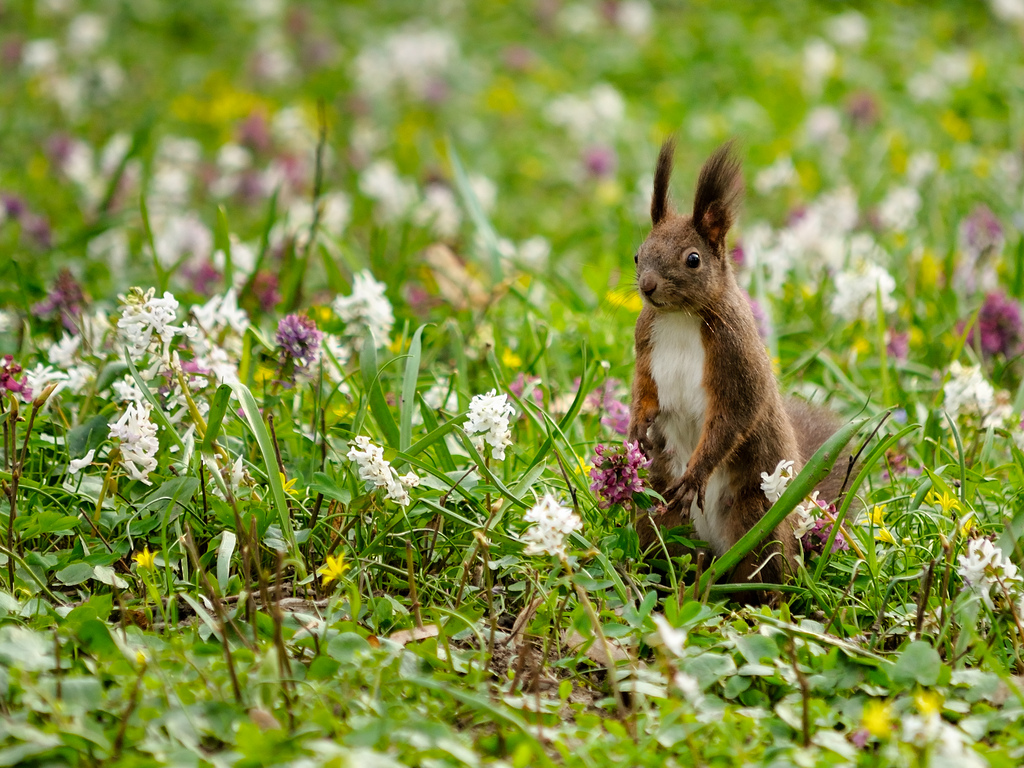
[635,139,742,314]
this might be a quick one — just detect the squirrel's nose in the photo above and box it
[639,273,658,296]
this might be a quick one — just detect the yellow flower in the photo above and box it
[861,700,891,738]
[254,365,276,384]
[502,348,522,368]
[279,472,300,497]
[926,489,961,515]
[319,553,349,586]
[918,693,941,715]
[868,505,897,545]
[961,515,975,534]
[133,547,156,571]
[605,290,643,314]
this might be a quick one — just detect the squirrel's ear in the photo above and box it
[692,141,743,249]
[651,138,675,226]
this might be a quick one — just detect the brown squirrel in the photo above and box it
[628,139,845,588]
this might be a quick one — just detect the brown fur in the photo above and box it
[630,140,845,595]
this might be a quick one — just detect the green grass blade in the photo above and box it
[200,384,233,454]
[400,325,427,451]
[360,330,401,447]
[231,381,300,565]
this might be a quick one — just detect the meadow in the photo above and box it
[1,0,1024,765]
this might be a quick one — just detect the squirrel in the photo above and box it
[628,139,846,589]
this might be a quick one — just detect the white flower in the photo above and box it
[802,39,836,94]
[47,333,81,369]
[651,614,687,657]
[753,156,796,195]
[332,270,395,349]
[521,494,582,558]
[0,310,12,334]
[614,0,653,38]
[190,288,249,337]
[358,160,417,221]
[958,538,1021,609]
[792,493,821,539]
[760,459,795,503]
[69,449,96,474]
[22,39,59,73]
[943,362,995,419]
[830,258,897,322]
[23,364,69,402]
[992,0,1024,22]
[877,186,921,232]
[414,184,461,238]
[109,402,159,484]
[546,84,625,143]
[150,213,212,266]
[66,13,107,56]
[117,288,186,358]
[907,151,938,185]
[346,435,418,506]
[465,390,515,461]
[112,375,145,404]
[826,11,868,48]
[354,27,458,100]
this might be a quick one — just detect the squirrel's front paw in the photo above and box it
[667,472,706,514]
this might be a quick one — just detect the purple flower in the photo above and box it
[730,240,745,267]
[185,261,222,296]
[589,440,650,509]
[276,313,323,375]
[0,356,27,396]
[601,399,630,435]
[2,194,26,221]
[801,516,849,555]
[846,90,879,128]
[960,204,1003,261]
[32,268,84,330]
[960,291,1024,358]
[584,144,617,178]
[252,271,281,313]
[886,330,909,361]
[509,373,543,407]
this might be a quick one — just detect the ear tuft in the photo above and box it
[692,141,743,248]
[651,138,675,226]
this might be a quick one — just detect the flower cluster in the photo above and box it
[760,459,795,503]
[963,291,1024,359]
[346,435,420,506]
[332,270,395,349]
[117,287,189,359]
[0,356,27,397]
[943,361,1011,428]
[589,440,650,509]
[464,390,515,461]
[792,493,850,555]
[957,537,1022,611]
[276,313,323,376]
[108,402,160,484]
[521,494,582,558]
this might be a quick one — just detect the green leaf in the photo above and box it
[891,641,942,688]
[67,413,110,457]
[201,384,233,454]
[217,531,236,594]
[231,381,301,570]
[400,324,428,451]
[360,330,400,448]
[55,563,94,585]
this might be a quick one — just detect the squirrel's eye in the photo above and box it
[686,251,700,269]
[634,251,639,264]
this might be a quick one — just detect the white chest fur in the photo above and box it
[649,312,732,554]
